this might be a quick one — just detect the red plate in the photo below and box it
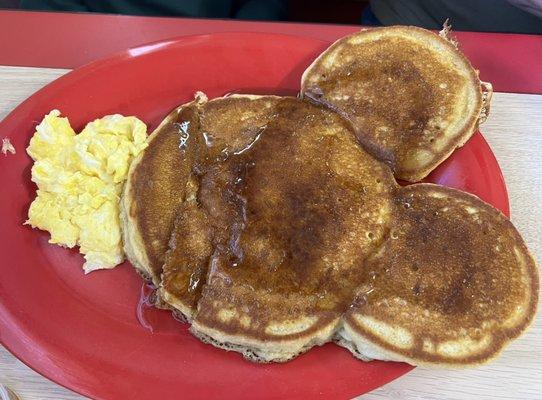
[0,32,508,400]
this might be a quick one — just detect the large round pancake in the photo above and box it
[338,184,539,367]
[121,94,280,285]
[158,94,283,317]
[301,26,490,182]
[189,98,397,362]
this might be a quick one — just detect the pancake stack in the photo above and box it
[121,25,538,366]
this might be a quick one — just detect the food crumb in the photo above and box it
[1,138,16,155]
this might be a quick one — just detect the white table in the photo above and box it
[1,66,540,400]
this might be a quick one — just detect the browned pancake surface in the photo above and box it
[301,26,484,182]
[137,94,535,366]
[343,184,539,365]
[191,98,396,342]
[127,104,201,281]
[160,95,283,316]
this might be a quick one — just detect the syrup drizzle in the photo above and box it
[136,282,158,333]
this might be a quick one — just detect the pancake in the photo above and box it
[121,94,205,284]
[158,94,282,317]
[301,25,492,182]
[337,184,539,367]
[186,98,397,362]
[121,93,280,285]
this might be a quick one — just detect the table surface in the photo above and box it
[0,64,541,400]
[1,10,542,94]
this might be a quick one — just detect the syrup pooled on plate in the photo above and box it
[136,282,159,333]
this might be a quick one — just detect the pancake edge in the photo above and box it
[190,316,340,363]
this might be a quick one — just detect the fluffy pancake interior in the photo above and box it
[339,184,539,367]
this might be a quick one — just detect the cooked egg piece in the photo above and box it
[26,110,148,273]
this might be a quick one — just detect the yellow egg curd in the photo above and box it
[26,110,148,272]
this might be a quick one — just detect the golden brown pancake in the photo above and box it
[186,98,396,362]
[158,94,282,317]
[121,94,205,285]
[337,184,539,367]
[301,26,492,182]
[122,93,280,285]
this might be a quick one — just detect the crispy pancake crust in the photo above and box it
[339,184,539,367]
[301,26,490,182]
[189,98,396,361]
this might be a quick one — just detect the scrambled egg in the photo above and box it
[26,110,148,273]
